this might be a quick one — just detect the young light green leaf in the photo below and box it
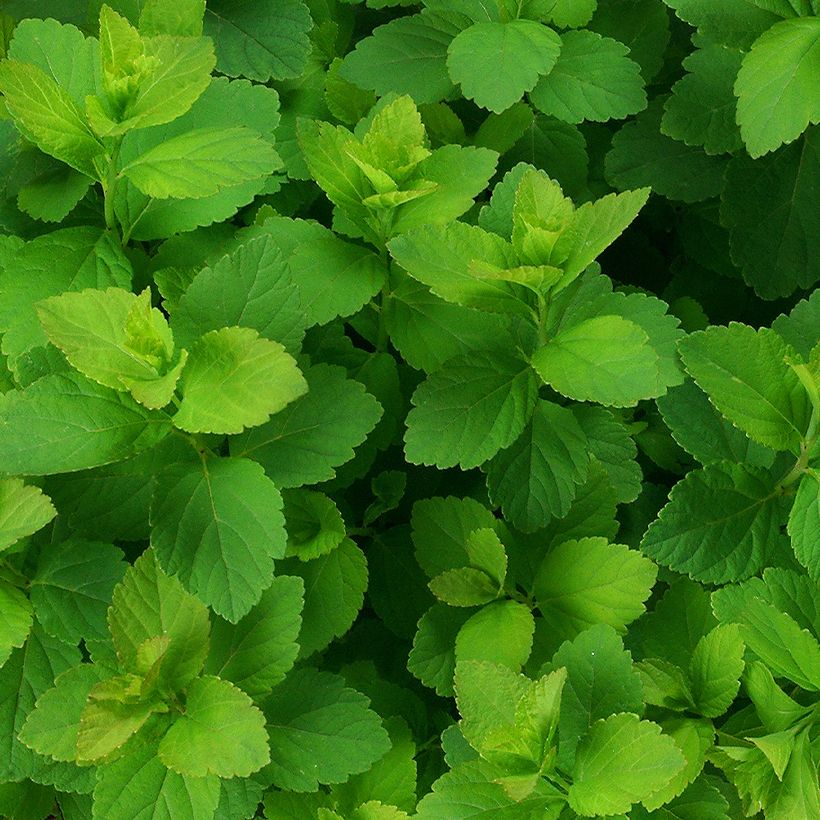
[0,583,33,667]
[150,457,286,622]
[446,21,561,114]
[735,18,820,158]
[549,624,644,771]
[31,539,126,644]
[262,667,391,792]
[0,478,56,552]
[120,127,280,199]
[0,59,103,178]
[530,30,645,124]
[173,326,307,434]
[230,363,383,487]
[688,624,745,718]
[678,323,811,452]
[0,373,172,476]
[455,600,535,672]
[159,676,269,777]
[18,664,108,763]
[92,739,221,820]
[532,315,660,406]
[405,352,540,469]
[36,287,178,398]
[568,713,686,816]
[485,399,590,533]
[108,549,210,695]
[641,463,787,583]
[533,538,657,639]
[788,470,820,581]
[205,575,304,699]
[428,568,500,607]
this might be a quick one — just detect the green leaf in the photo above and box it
[0,373,172,476]
[530,30,645,124]
[549,624,643,771]
[0,478,56,552]
[139,0,206,36]
[150,457,287,622]
[788,470,820,580]
[408,604,472,697]
[30,539,126,643]
[173,326,307,435]
[657,380,776,469]
[712,584,820,691]
[18,663,107,762]
[532,315,660,406]
[544,0,597,27]
[485,400,589,532]
[158,675,268,777]
[405,352,539,469]
[772,290,820,360]
[721,127,820,299]
[283,490,346,561]
[0,623,80,782]
[92,737,221,820]
[455,601,535,672]
[120,126,280,199]
[0,227,132,365]
[17,162,93,224]
[605,98,728,203]
[572,406,642,503]
[428,568,500,607]
[661,44,743,155]
[662,0,781,49]
[735,18,820,158]
[280,538,368,658]
[36,287,179,402]
[388,222,527,317]
[204,0,312,81]
[0,583,33,667]
[0,59,103,178]
[642,463,787,583]
[339,13,457,105]
[262,667,391,792]
[568,713,686,816]
[230,363,383,487]
[90,34,216,135]
[688,625,745,718]
[678,324,811,452]
[108,550,210,695]
[205,575,303,699]
[533,537,657,639]
[446,21,561,114]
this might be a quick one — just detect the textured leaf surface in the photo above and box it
[150,457,286,622]
[0,478,56,552]
[262,667,391,792]
[405,353,539,469]
[688,625,745,718]
[534,538,657,639]
[485,400,589,532]
[120,127,279,199]
[230,364,382,487]
[734,18,820,157]
[0,373,171,476]
[206,575,303,698]
[159,676,269,777]
[568,713,686,816]
[173,326,307,434]
[530,30,645,124]
[454,601,535,672]
[408,604,472,697]
[788,470,820,580]
[532,315,660,406]
[31,539,126,643]
[678,324,811,451]
[0,584,32,667]
[447,21,561,114]
[641,463,786,583]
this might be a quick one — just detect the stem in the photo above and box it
[375,245,391,352]
[102,137,123,243]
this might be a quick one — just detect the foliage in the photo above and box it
[0,1,817,818]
